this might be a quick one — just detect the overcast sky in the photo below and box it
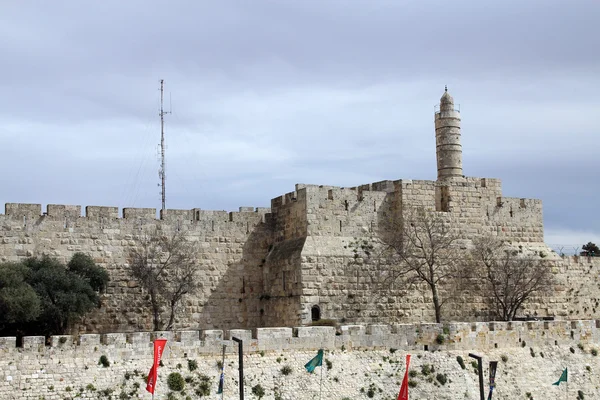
[1,1,598,250]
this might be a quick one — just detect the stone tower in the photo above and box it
[434,87,463,180]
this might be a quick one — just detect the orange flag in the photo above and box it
[397,354,411,400]
[146,339,168,394]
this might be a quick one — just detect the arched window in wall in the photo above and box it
[311,305,321,322]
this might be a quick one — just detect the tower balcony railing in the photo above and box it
[434,104,460,113]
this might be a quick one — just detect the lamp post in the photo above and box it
[232,337,244,400]
[469,353,484,400]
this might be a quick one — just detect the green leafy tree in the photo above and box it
[582,242,600,256]
[0,253,109,337]
[0,263,41,326]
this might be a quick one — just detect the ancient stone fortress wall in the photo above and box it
[0,203,273,333]
[0,88,583,333]
[286,175,546,326]
[0,169,571,334]
[1,320,600,400]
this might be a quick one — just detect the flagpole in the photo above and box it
[319,359,323,400]
[221,344,226,400]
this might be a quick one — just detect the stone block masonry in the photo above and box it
[0,172,594,333]
[0,204,274,333]
[2,320,600,399]
[0,89,595,332]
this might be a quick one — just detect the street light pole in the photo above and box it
[469,353,484,400]
[232,337,244,400]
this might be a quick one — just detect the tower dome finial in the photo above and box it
[445,85,447,92]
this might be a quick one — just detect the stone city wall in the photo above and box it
[0,203,273,333]
[0,174,588,333]
[1,320,600,399]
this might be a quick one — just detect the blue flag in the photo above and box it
[217,371,224,394]
[304,349,324,373]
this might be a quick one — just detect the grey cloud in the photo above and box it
[0,0,598,246]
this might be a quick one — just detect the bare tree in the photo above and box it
[395,208,464,323]
[128,229,200,330]
[471,237,554,321]
[350,208,464,323]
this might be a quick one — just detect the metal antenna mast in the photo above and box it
[159,79,170,211]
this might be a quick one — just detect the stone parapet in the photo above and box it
[2,320,598,356]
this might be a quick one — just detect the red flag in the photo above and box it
[146,339,168,394]
[397,354,411,400]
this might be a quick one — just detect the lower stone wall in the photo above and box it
[2,320,600,399]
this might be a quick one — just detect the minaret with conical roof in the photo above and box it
[434,86,463,180]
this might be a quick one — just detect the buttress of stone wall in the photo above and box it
[261,188,309,327]
[297,183,396,325]
[0,203,272,333]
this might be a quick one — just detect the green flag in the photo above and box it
[552,368,567,386]
[304,349,324,373]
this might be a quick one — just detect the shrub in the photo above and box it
[577,390,584,400]
[436,334,445,345]
[408,380,417,388]
[187,359,198,372]
[195,374,211,397]
[570,347,576,354]
[456,356,466,369]
[530,348,535,357]
[367,386,376,398]
[252,384,265,399]
[167,372,185,392]
[421,364,433,376]
[325,359,333,370]
[409,370,418,378]
[436,373,447,385]
[578,343,585,351]
[592,348,598,356]
[390,348,397,354]
[281,365,292,376]
[470,361,478,369]
[99,355,110,368]
[501,354,508,363]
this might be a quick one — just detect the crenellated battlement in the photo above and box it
[2,203,271,224]
[1,320,599,356]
